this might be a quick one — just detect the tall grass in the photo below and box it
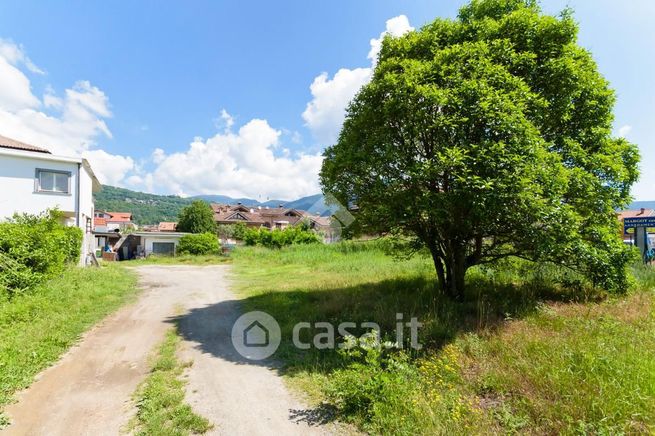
[230,242,655,434]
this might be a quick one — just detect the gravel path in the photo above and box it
[3,265,334,436]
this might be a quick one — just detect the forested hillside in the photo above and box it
[94,186,329,224]
[94,186,193,224]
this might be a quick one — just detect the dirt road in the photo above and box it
[3,265,333,436]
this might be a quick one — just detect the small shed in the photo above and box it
[115,231,189,259]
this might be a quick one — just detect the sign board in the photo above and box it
[623,217,655,229]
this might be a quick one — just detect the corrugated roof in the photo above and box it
[0,134,51,154]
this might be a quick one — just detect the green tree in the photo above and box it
[176,201,216,234]
[320,0,639,299]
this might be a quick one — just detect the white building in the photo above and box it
[0,134,101,265]
[115,232,188,259]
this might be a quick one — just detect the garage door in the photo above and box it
[152,242,175,255]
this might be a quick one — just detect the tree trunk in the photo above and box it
[445,245,467,300]
[427,241,467,300]
[446,261,466,300]
[430,249,446,292]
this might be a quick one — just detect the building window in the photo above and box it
[36,169,70,194]
[152,242,175,255]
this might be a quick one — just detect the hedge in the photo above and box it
[243,226,321,248]
[177,232,220,255]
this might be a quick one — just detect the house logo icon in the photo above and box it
[243,320,269,347]
[231,311,281,360]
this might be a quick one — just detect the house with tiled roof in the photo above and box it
[617,207,655,238]
[158,222,177,232]
[0,133,100,265]
[212,203,334,242]
[94,211,136,232]
[212,203,310,229]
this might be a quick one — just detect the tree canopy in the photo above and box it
[176,201,216,234]
[320,0,639,299]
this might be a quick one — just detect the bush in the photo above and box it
[242,226,321,248]
[176,233,220,255]
[0,210,82,299]
[217,223,247,241]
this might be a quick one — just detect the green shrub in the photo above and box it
[0,210,82,299]
[176,233,220,255]
[242,226,321,248]
[217,223,247,241]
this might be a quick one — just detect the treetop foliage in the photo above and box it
[176,201,217,234]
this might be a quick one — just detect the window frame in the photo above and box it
[34,168,72,195]
[151,242,176,255]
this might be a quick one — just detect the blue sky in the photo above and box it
[0,0,652,200]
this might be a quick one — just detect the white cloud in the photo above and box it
[368,15,414,64]
[215,108,235,131]
[301,68,372,145]
[618,124,632,137]
[137,118,323,199]
[0,38,44,74]
[0,54,41,111]
[151,147,166,164]
[83,149,135,187]
[0,40,133,186]
[302,15,413,146]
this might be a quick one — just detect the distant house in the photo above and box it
[158,221,177,232]
[113,231,189,259]
[213,203,308,229]
[93,211,136,252]
[94,211,135,232]
[0,134,100,265]
[212,203,334,240]
[106,221,184,259]
[617,207,654,240]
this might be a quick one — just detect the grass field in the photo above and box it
[230,242,655,434]
[127,254,231,266]
[0,264,138,426]
[128,327,213,435]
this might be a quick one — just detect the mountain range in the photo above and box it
[94,185,329,224]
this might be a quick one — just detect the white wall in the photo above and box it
[0,149,99,266]
[142,235,183,255]
[0,153,78,219]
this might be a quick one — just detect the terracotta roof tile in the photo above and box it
[106,212,133,222]
[210,203,327,228]
[158,222,177,231]
[94,217,107,227]
[0,134,51,154]
[618,209,654,219]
